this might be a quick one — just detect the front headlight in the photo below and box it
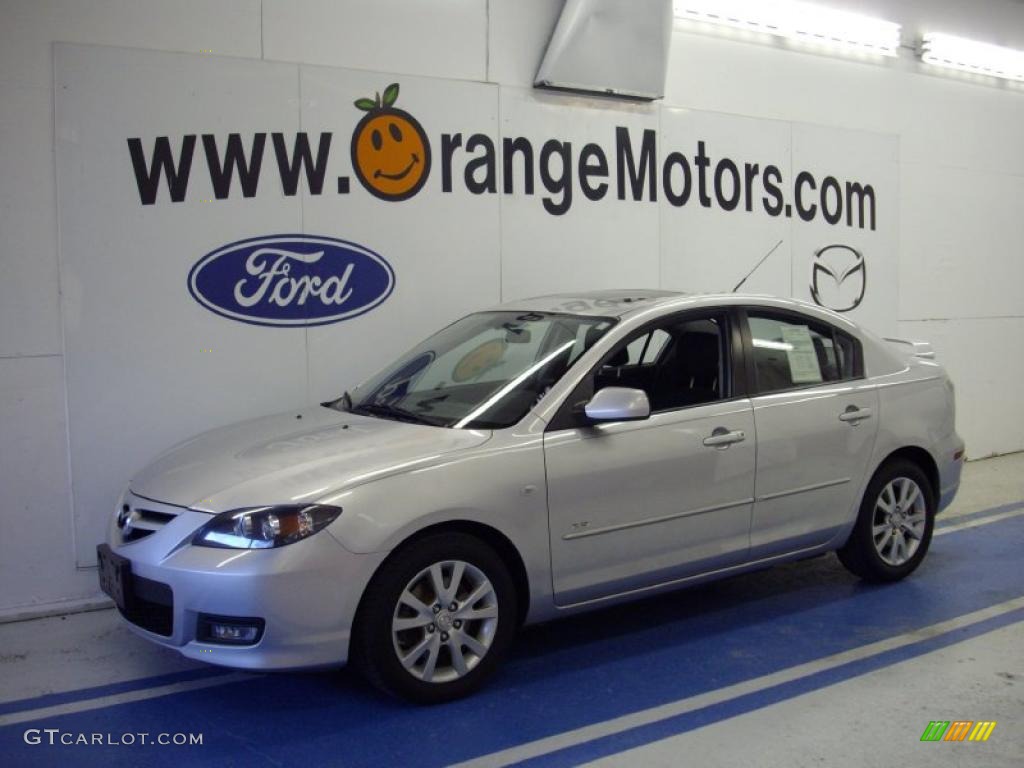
[192,504,343,549]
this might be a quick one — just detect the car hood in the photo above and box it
[130,406,491,511]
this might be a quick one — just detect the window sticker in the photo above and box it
[780,325,823,384]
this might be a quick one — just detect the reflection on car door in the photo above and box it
[543,311,756,606]
[743,310,880,558]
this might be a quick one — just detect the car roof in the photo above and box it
[492,289,685,317]
[492,290,861,331]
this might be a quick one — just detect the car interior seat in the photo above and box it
[651,330,721,409]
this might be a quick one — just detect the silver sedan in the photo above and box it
[99,291,964,703]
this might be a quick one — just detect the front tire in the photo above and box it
[352,532,518,704]
[838,459,935,583]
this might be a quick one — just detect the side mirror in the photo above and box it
[584,387,651,422]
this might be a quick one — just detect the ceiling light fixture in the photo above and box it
[920,33,1024,82]
[674,0,901,57]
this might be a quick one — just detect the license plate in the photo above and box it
[97,544,132,611]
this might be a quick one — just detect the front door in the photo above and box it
[544,310,756,606]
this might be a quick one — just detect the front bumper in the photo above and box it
[105,494,387,670]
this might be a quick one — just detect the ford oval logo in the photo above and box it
[187,235,395,327]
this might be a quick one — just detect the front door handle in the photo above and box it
[839,406,873,424]
[703,427,746,448]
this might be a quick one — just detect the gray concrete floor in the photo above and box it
[0,453,1022,766]
[0,606,202,705]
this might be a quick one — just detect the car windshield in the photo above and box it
[339,311,616,429]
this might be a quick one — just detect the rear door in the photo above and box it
[742,308,879,558]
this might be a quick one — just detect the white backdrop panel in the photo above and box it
[57,45,306,565]
[899,162,1024,322]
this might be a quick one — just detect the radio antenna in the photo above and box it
[732,239,784,293]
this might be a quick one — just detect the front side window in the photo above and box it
[620,328,671,366]
[592,314,728,413]
[747,311,858,392]
[344,311,615,429]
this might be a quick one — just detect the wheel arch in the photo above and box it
[875,445,940,501]
[354,519,532,628]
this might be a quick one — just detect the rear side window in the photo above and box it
[747,312,858,392]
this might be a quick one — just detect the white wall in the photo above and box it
[1,0,1022,616]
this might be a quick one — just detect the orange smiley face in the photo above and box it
[351,83,431,201]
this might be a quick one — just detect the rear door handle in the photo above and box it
[839,406,873,424]
[703,428,746,448]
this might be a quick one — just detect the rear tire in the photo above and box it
[351,532,518,704]
[838,459,935,583]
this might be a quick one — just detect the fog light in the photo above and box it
[197,614,265,645]
[211,623,258,642]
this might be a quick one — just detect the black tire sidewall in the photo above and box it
[354,532,518,704]
[844,459,936,581]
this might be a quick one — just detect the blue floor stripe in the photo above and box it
[1,507,1022,767]
[513,606,1024,767]
[935,499,1024,528]
[0,668,233,718]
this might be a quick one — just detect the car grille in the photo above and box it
[120,574,173,636]
[119,495,182,543]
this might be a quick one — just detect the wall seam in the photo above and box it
[788,121,794,297]
[496,83,504,301]
[50,44,86,572]
[485,0,491,82]
[297,64,311,406]
[657,102,664,290]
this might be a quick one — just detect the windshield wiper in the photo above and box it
[415,394,449,411]
[321,391,352,412]
[350,402,442,427]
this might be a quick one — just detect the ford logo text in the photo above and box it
[188,235,395,327]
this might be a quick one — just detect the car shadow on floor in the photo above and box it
[298,551,881,706]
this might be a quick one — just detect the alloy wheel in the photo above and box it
[391,560,499,683]
[871,476,927,566]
